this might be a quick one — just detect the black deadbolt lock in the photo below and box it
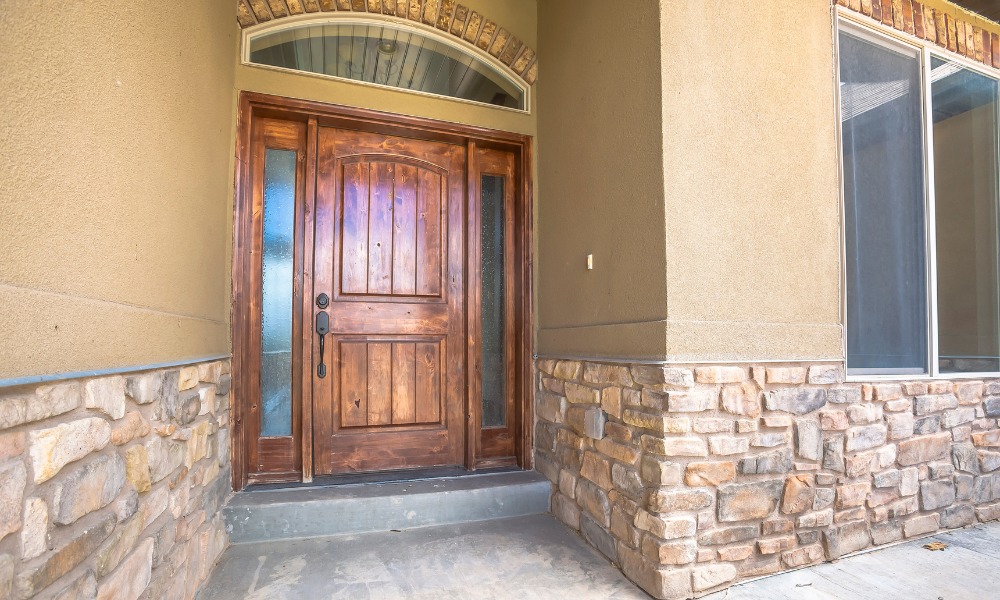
[316,293,330,309]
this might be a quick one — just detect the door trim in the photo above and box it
[232,91,534,490]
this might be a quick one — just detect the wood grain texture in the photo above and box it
[340,342,369,427]
[341,162,370,294]
[368,163,395,295]
[392,343,417,423]
[233,93,534,485]
[392,165,418,296]
[416,170,443,296]
[415,341,442,423]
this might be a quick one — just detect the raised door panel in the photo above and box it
[338,159,444,300]
[336,339,443,429]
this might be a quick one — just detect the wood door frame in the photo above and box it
[232,91,534,490]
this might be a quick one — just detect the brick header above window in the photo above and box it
[235,0,538,85]
[838,0,1000,69]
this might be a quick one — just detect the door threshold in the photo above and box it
[246,465,522,491]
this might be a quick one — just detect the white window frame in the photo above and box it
[836,9,1000,381]
[241,13,531,115]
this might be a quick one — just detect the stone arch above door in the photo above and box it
[236,0,538,84]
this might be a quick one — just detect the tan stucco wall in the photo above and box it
[660,0,844,362]
[235,0,537,136]
[0,1,239,381]
[535,0,669,360]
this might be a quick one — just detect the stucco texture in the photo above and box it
[535,0,669,360]
[0,1,238,380]
[660,0,843,362]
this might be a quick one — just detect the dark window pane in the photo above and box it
[248,23,526,110]
[839,30,927,374]
[932,58,1000,373]
[261,149,296,437]
[481,175,506,428]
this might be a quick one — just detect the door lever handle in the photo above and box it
[316,311,330,378]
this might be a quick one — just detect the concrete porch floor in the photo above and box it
[705,521,1000,600]
[197,516,1000,600]
[196,513,649,599]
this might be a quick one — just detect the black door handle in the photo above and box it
[316,311,329,378]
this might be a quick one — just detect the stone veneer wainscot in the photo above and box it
[0,360,231,600]
[534,358,1000,599]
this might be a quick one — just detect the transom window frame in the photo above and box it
[836,9,1000,381]
[240,13,532,114]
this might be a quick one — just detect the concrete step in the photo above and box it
[223,470,551,543]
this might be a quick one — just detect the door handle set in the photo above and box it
[316,294,330,378]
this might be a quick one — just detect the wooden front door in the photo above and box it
[233,94,533,488]
[311,129,466,474]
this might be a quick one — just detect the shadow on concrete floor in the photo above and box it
[704,521,1000,600]
[197,514,650,600]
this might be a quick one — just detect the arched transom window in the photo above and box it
[244,18,528,111]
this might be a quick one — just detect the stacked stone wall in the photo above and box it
[535,358,1000,599]
[0,360,232,600]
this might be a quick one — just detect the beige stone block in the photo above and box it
[819,410,849,431]
[762,416,793,428]
[695,366,745,384]
[594,438,640,464]
[898,433,952,465]
[20,497,48,560]
[691,563,737,592]
[647,488,714,513]
[903,513,940,538]
[782,543,824,567]
[634,510,696,540]
[52,453,126,525]
[111,411,151,446]
[30,417,112,483]
[684,462,736,487]
[718,545,753,561]
[0,462,26,543]
[583,363,634,387]
[618,544,692,599]
[835,481,870,509]
[553,360,582,381]
[796,508,833,528]
[757,535,795,555]
[601,387,622,419]
[720,383,761,417]
[630,366,694,388]
[126,445,152,493]
[808,365,842,384]
[708,435,749,456]
[694,418,732,434]
[14,514,114,598]
[0,383,80,431]
[0,432,25,462]
[96,537,153,600]
[667,390,718,413]
[766,367,806,384]
[178,366,200,391]
[649,436,707,458]
[84,376,127,419]
[565,382,600,404]
[581,452,612,490]
[643,537,696,565]
[556,492,585,530]
[640,455,682,486]
[781,475,815,514]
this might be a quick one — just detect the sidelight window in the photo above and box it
[838,20,1000,377]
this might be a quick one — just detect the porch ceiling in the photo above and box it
[952,0,1000,23]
